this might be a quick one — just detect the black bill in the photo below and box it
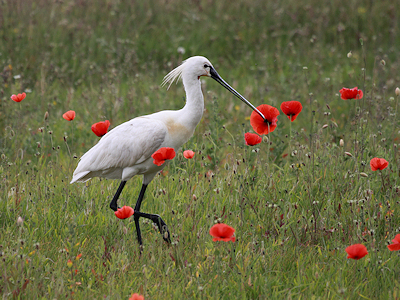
[210,67,266,121]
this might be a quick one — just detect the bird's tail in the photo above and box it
[70,171,91,184]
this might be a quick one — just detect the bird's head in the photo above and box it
[184,56,214,79]
[163,56,266,121]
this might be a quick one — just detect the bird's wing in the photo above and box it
[71,117,167,182]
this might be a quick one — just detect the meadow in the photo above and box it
[1,0,400,298]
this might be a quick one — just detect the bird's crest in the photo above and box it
[161,59,187,90]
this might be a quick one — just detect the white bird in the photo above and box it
[71,56,265,246]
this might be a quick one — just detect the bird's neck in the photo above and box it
[180,76,204,128]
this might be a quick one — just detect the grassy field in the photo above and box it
[1,0,400,298]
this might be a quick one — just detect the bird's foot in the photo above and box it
[153,214,171,243]
[134,211,171,243]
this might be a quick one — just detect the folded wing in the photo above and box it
[71,117,167,183]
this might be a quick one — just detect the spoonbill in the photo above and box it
[71,56,265,246]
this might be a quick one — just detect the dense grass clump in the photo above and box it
[1,0,400,298]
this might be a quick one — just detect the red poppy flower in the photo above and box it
[370,157,389,171]
[345,244,368,260]
[250,104,280,135]
[280,101,303,121]
[388,234,400,251]
[183,150,195,159]
[209,223,236,242]
[91,120,110,137]
[63,110,76,121]
[114,206,134,219]
[129,293,144,300]
[339,87,363,100]
[11,93,26,102]
[244,132,262,146]
[152,147,176,166]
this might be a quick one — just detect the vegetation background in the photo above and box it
[1,0,400,298]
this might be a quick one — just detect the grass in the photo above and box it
[1,0,400,298]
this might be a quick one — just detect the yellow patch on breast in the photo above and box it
[165,119,193,143]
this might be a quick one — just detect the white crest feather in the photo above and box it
[161,59,188,90]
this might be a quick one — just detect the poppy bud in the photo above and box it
[322,124,328,129]
[360,172,368,178]
[67,259,73,268]
[380,59,386,66]
[340,139,344,147]
[347,51,352,58]
[17,216,23,226]
[396,87,400,96]
[345,152,353,157]
[44,111,49,120]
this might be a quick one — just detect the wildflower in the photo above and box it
[244,132,262,146]
[370,157,388,171]
[339,87,363,100]
[209,223,236,242]
[76,254,82,260]
[62,110,75,121]
[151,147,176,166]
[183,150,195,159]
[114,206,134,219]
[67,259,73,268]
[340,139,344,147]
[91,120,110,137]
[280,101,303,121]
[387,234,400,251]
[250,104,280,135]
[177,47,185,55]
[11,93,26,102]
[396,87,400,96]
[129,293,144,300]
[345,244,368,260]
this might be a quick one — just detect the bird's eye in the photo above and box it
[204,64,209,68]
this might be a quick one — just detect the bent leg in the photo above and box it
[133,184,171,245]
[109,181,127,211]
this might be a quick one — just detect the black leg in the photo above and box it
[134,184,148,211]
[134,184,147,246]
[109,181,126,212]
[134,184,171,245]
